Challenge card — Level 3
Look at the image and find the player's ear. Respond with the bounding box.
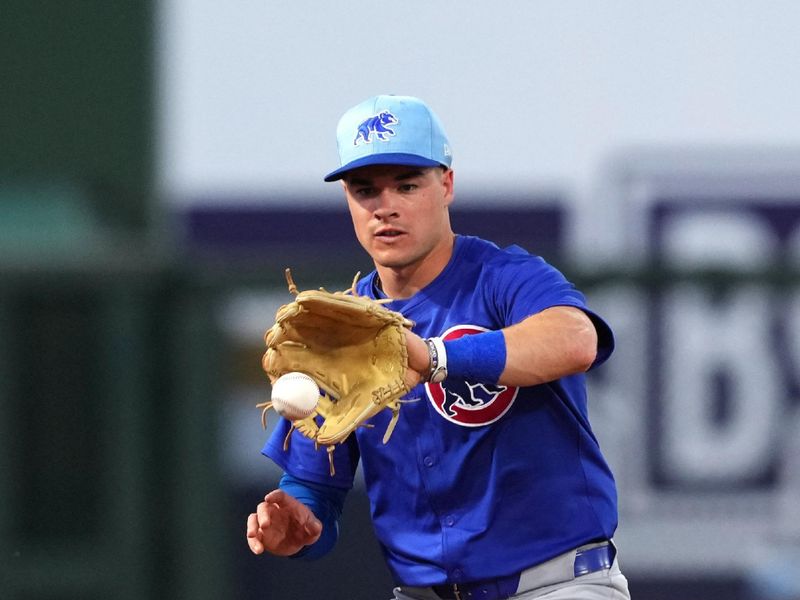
[440,168,455,206]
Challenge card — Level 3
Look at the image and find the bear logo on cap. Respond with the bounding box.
[354,111,398,145]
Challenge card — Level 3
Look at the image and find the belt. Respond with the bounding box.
[431,542,615,600]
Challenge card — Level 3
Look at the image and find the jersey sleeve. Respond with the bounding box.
[582,309,615,369]
[262,418,360,489]
[489,251,615,368]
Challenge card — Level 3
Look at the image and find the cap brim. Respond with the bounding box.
[324,153,444,182]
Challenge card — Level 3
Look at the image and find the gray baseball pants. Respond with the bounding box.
[392,544,630,600]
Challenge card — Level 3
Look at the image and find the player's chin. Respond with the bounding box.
[371,250,415,270]
[369,243,412,265]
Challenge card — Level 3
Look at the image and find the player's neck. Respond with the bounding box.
[375,233,455,299]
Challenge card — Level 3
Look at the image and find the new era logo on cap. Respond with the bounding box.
[324,95,452,182]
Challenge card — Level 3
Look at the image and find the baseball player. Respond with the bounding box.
[246,95,631,600]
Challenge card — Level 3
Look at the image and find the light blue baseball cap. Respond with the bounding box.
[324,95,452,182]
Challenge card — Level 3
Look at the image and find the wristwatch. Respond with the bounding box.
[424,337,448,383]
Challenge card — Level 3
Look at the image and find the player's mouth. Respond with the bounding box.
[374,227,406,241]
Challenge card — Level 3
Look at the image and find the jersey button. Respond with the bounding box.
[423,455,435,467]
[451,568,463,581]
[444,515,455,527]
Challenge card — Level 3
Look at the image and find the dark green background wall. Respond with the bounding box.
[0,4,231,599]
[1,0,154,234]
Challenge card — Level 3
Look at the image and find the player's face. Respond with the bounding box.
[342,165,455,273]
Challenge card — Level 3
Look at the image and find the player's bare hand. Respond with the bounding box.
[403,328,428,388]
[246,489,322,556]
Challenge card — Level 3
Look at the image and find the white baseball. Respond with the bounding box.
[271,372,319,420]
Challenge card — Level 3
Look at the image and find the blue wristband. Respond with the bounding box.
[443,329,507,385]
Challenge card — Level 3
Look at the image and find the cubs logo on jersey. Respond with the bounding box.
[426,325,519,426]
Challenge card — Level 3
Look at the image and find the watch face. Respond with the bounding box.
[431,368,448,383]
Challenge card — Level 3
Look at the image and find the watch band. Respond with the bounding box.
[425,337,448,383]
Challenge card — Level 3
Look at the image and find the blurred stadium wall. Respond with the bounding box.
[1,2,225,599]
[3,2,800,600]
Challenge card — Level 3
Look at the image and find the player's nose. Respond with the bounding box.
[372,189,400,219]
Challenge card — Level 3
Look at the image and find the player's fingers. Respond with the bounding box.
[265,489,307,521]
[263,488,319,543]
[271,491,318,529]
[265,501,296,537]
[303,513,323,542]
[256,501,273,530]
[264,489,289,505]
[246,512,260,537]
[246,513,264,554]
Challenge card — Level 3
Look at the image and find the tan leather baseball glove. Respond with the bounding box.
[258,269,415,475]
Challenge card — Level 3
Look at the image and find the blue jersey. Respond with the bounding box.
[263,235,618,586]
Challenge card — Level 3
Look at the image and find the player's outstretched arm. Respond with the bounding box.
[405,306,599,388]
[246,489,322,556]
[500,306,598,386]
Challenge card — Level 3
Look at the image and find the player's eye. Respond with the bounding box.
[398,183,417,192]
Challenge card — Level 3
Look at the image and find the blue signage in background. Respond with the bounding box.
[648,199,800,492]
[592,163,800,598]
